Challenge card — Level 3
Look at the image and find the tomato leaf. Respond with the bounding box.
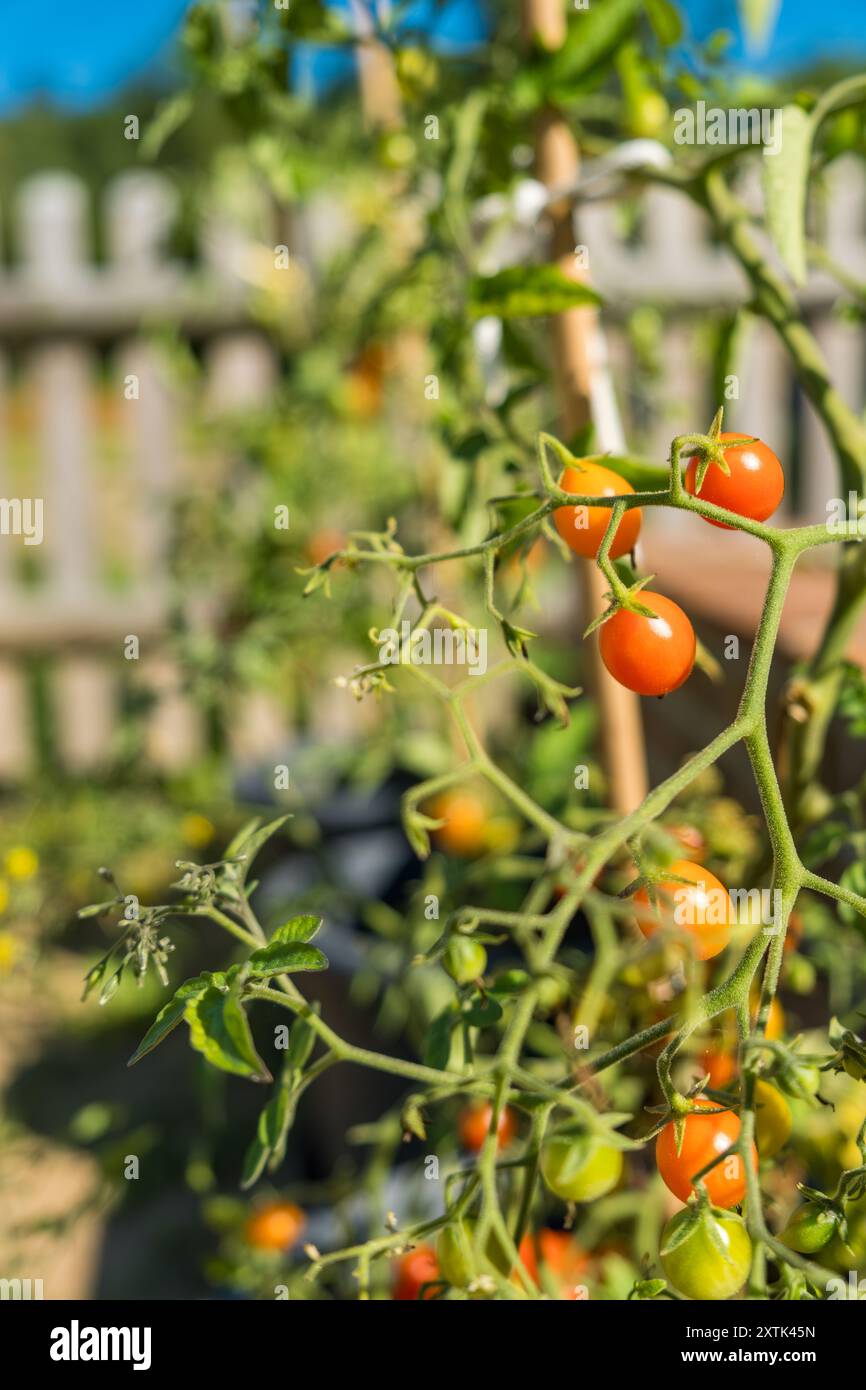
[241,1078,297,1189]
[127,974,211,1067]
[270,914,321,944]
[248,941,328,976]
[224,815,290,882]
[468,267,602,321]
[185,986,272,1082]
[424,1006,455,1070]
[762,104,812,286]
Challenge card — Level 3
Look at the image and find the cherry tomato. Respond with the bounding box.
[780,1203,840,1254]
[458,1102,517,1154]
[554,462,642,560]
[685,432,784,527]
[519,1228,589,1297]
[243,1200,305,1252]
[750,989,785,1040]
[443,936,487,986]
[305,528,346,567]
[667,823,706,861]
[437,1219,510,1289]
[429,791,488,857]
[660,1204,751,1301]
[540,1134,623,1203]
[754,1080,792,1157]
[701,1045,737,1089]
[599,593,695,697]
[656,1097,756,1208]
[634,860,733,961]
[393,1245,440,1300]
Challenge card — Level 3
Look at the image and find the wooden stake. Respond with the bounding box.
[524,0,648,815]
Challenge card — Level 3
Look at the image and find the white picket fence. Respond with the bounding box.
[0,159,863,778]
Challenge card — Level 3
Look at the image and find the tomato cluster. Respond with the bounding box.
[555,433,784,698]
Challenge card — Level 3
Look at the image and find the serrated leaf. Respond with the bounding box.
[468,266,602,321]
[127,973,212,1067]
[270,915,321,944]
[424,1006,455,1070]
[248,941,328,976]
[185,987,272,1082]
[763,104,812,286]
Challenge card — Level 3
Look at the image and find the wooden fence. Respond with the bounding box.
[0,159,864,779]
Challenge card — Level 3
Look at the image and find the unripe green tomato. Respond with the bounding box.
[437,1219,510,1289]
[443,937,487,986]
[780,1204,840,1254]
[784,954,816,995]
[535,974,569,1016]
[626,90,669,140]
[660,1206,751,1301]
[541,1134,623,1203]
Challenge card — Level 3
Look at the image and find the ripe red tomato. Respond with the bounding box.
[634,860,733,961]
[243,1200,305,1251]
[656,1097,756,1208]
[598,593,695,696]
[554,462,642,560]
[519,1228,589,1297]
[428,791,488,857]
[458,1102,517,1154]
[685,432,784,527]
[393,1245,440,1300]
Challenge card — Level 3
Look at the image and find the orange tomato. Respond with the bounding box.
[244,1200,305,1252]
[458,1102,517,1154]
[554,462,642,560]
[634,860,733,961]
[518,1228,589,1297]
[599,593,696,697]
[701,1046,737,1089]
[393,1245,440,1300]
[657,1097,756,1208]
[306,528,346,566]
[428,791,488,857]
[685,433,784,528]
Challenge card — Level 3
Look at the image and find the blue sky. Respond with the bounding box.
[1,0,865,115]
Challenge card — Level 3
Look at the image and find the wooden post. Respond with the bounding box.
[523,0,648,815]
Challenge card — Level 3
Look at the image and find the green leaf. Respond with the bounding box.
[127,974,211,1067]
[424,1006,455,1070]
[185,987,272,1082]
[645,0,683,45]
[140,91,193,161]
[224,815,290,882]
[241,1081,297,1189]
[286,1010,319,1069]
[801,820,849,868]
[468,267,602,321]
[763,104,812,286]
[542,0,641,86]
[248,941,328,976]
[463,996,503,1027]
[838,862,866,925]
[270,915,321,944]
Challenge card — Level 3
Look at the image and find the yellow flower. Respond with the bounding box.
[5,846,38,880]
[0,931,17,971]
[181,814,215,849]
